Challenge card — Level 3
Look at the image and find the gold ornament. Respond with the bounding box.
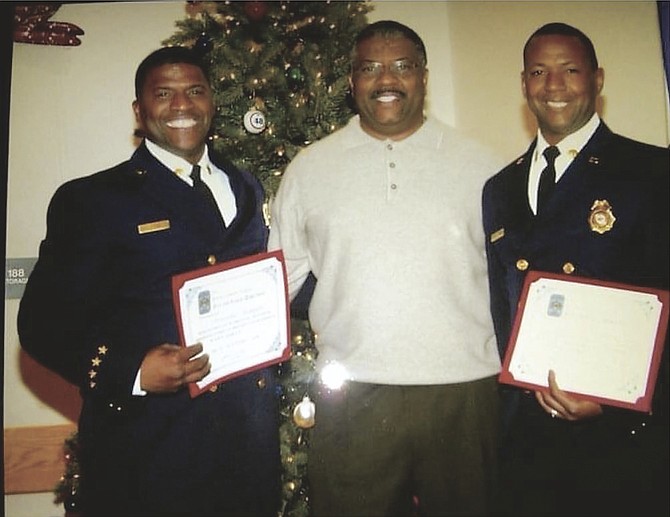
[293,395,316,428]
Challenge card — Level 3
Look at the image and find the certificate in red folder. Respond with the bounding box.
[499,271,669,412]
[172,250,291,397]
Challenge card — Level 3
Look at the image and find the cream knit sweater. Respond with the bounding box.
[269,116,503,385]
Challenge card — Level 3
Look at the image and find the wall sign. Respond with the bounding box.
[5,258,37,299]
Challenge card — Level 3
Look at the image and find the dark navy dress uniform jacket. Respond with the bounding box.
[18,142,280,516]
[482,122,669,514]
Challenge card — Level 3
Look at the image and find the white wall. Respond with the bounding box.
[5,1,667,515]
[5,3,187,516]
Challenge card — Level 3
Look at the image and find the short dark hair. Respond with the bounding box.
[353,20,427,66]
[524,22,599,70]
[134,46,210,98]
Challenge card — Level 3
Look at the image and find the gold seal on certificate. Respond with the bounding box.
[588,199,616,234]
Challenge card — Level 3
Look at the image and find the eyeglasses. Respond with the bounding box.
[353,59,423,78]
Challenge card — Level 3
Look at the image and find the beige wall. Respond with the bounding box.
[5,1,667,515]
[445,0,669,154]
[371,0,669,154]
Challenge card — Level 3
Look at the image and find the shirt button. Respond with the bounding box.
[389,162,396,168]
[562,262,575,274]
[386,144,393,151]
[257,377,267,389]
[207,255,216,265]
[390,184,398,190]
[516,259,529,271]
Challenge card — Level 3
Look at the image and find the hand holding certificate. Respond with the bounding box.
[172,251,291,397]
[499,271,669,412]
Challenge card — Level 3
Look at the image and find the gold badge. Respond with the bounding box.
[262,200,272,228]
[588,200,615,234]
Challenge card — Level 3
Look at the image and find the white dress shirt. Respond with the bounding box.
[528,113,601,214]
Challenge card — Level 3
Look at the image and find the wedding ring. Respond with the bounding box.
[550,409,558,418]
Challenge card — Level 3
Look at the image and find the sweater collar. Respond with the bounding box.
[346,114,440,149]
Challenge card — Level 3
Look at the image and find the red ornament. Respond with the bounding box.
[13,3,84,46]
[186,1,205,17]
[244,1,268,22]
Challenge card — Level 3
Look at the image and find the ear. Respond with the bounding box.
[595,67,604,94]
[348,75,354,94]
[520,70,528,100]
[132,99,141,122]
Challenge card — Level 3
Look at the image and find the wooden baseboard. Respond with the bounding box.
[4,423,77,494]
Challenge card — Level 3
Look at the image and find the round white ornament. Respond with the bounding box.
[243,110,267,134]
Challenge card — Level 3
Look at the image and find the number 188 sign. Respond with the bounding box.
[5,257,37,299]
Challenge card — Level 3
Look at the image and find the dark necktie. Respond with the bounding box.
[190,164,221,215]
[537,146,560,215]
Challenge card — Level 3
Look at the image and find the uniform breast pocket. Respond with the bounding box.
[489,226,526,267]
[113,218,195,294]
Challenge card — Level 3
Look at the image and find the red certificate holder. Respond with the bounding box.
[499,271,669,413]
[172,250,291,398]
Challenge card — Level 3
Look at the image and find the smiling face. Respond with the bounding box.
[350,34,427,141]
[522,34,604,145]
[132,62,215,164]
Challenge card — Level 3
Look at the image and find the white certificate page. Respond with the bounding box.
[177,254,288,390]
[504,275,665,408]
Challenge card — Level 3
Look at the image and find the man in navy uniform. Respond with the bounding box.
[18,46,279,516]
[483,23,669,516]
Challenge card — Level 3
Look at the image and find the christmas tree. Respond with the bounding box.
[56,2,371,516]
[165,0,371,196]
[163,2,371,514]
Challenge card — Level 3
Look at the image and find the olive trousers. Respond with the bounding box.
[308,376,500,517]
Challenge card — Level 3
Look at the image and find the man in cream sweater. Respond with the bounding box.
[270,20,503,516]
